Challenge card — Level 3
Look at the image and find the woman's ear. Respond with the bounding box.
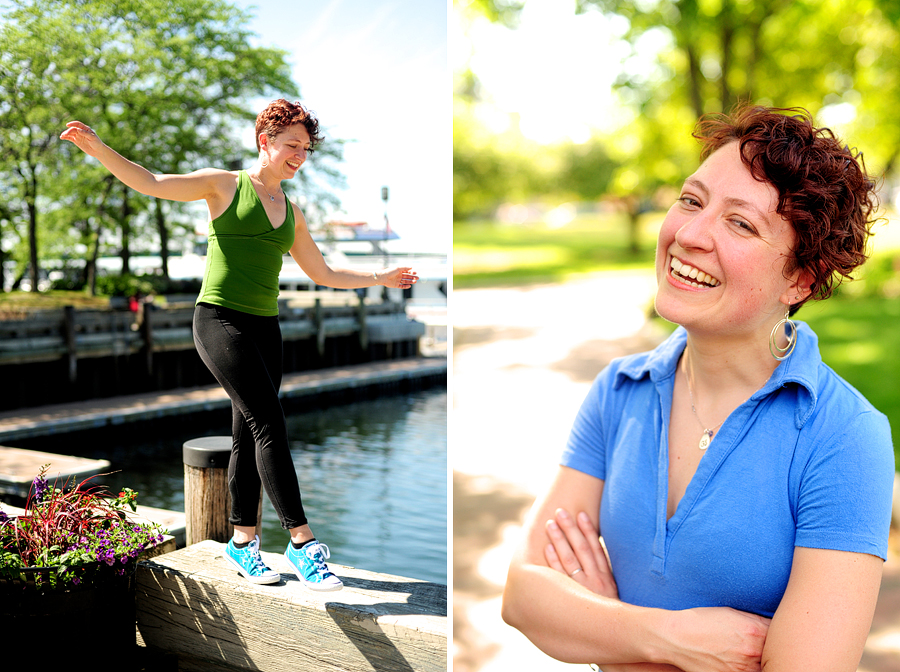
[783,267,816,305]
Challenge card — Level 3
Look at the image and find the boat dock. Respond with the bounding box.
[136,540,446,671]
[0,357,446,443]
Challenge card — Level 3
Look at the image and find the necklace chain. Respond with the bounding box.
[251,172,280,202]
[684,360,728,450]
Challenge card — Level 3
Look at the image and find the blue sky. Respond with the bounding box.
[233,0,449,253]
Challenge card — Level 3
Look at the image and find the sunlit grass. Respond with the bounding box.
[799,294,900,468]
[453,211,661,287]
[0,290,109,311]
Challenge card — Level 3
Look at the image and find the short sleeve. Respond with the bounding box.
[560,366,615,480]
[794,409,895,560]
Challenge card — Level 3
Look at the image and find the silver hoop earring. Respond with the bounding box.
[769,308,797,361]
[260,156,269,169]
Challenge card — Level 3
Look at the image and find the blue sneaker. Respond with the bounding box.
[284,540,343,591]
[225,535,280,585]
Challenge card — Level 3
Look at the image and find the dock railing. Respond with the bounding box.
[0,291,423,370]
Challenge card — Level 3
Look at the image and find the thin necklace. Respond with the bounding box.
[684,360,728,450]
[251,172,280,202]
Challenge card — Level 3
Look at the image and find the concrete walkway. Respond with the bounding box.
[0,357,447,443]
[452,271,900,672]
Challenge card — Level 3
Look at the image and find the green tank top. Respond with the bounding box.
[196,171,295,316]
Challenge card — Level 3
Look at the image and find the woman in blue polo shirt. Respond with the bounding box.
[502,105,894,671]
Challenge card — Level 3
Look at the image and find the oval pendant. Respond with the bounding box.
[698,432,711,450]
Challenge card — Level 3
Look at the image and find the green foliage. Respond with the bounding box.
[0,0,346,291]
[0,465,165,590]
[87,273,200,297]
[454,0,900,243]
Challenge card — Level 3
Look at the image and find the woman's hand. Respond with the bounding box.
[663,607,770,672]
[376,267,418,290]
[60,121,105,158]
[544,508,618,599]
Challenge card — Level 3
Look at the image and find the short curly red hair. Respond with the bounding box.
[255,98,322,153]
[693,104,879,314]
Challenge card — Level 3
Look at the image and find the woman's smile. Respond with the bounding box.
[669,256,722,288]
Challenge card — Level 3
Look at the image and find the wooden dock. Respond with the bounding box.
[137,540,447,671]
[0,445,111,498]
[0,357,447,443]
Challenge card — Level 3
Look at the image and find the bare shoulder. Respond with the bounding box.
[195,167,239,193]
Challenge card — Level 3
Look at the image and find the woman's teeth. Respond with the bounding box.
[670,257,721,288]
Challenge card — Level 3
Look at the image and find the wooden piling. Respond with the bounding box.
[183,436,263,546]
[183,436,232,545]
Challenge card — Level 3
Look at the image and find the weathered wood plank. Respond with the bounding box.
[136,540,446,672]
[0,445,111,498]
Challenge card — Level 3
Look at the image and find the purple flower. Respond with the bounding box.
[32,475,49,503]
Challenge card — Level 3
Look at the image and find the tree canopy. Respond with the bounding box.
[454,0,900,249]
[0,0,345,292]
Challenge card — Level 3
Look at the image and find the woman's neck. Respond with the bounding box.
[249,165,282,195]
[681,329,780,402]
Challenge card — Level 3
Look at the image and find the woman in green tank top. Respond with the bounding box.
[62,99,418,589]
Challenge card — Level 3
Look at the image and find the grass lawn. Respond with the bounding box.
[800,293,900,469]
[454,212,660,287]
[0,290,110,313]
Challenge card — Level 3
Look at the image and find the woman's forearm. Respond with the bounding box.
[504,560,769,670]
[502,560,673,666]
[307,265,382,290]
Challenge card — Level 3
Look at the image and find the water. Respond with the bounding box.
[31,389,447,585]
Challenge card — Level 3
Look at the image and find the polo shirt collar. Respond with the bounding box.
[615,322,821,428]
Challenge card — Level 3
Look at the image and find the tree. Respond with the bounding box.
[568,0,897,250]
[0,0,347,292]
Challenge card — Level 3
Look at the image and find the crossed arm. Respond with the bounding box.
[501,466,883,672]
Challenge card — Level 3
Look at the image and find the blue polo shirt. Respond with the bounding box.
[561,323,894,618]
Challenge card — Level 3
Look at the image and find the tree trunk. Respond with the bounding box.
[28,176,39,293]
[625,197,641,255]
[155,198,170,279]
[720,0,734,111]
[685,44,704,119]
[120,183,131,276]
[86,228,101,296]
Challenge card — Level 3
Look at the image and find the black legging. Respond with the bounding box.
[193,302,308,529]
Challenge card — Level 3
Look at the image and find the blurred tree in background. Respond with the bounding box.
[454,0,900,253]
[0,0,345,294]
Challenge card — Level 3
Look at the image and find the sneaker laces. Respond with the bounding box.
[304,542,331,571]
[246,539,269,573]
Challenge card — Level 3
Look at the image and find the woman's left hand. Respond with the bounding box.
[545,508,619,599]
[377,267,418,289]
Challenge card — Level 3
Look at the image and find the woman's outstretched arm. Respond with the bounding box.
[288,202,418,290]
[502,466,770,671]
[60,121,234,207]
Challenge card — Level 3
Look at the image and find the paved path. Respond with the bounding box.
[452,271,900,672]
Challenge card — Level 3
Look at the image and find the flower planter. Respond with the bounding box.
[0,468,163,652]
[0,562,137,651]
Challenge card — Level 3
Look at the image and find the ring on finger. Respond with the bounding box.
[570,568,583,577]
